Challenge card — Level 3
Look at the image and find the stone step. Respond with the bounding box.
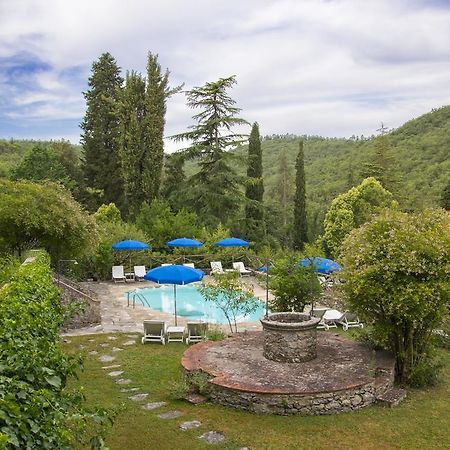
[376,388,407,407]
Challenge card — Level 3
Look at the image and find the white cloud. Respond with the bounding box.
[1,0,450,146]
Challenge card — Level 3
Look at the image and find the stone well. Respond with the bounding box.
[260,312,321,363]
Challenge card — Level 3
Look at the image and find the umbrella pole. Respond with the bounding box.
[173,284,177,326]
[265,257,269,318]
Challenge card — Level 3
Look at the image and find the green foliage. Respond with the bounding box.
[441,178,450,210]
[269,254,321,312]
[79,219,149,280]
[81,52,124,210]
[0,255,20,287]
[340,208,450,385]
[205,325,227,341]
[94,203,122,224]
[199,272,258,333]
[172,75,248,226]
[244,122,265,243]
[293,141,307,250]
[0,254,111,448]
[136,200,200,248]
[322,177,396,258]
[0,180,97,261]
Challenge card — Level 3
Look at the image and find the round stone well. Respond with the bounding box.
[182,332,395,416]
[260,312,320,363]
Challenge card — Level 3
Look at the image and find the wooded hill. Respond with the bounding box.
[1,104,449,239]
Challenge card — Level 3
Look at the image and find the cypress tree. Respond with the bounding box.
[441,179,450,210]
[142,53,181,203]
[81,52,123,209]
[117,71,146,217]
[293,141,307,250]
[244,122,265,242]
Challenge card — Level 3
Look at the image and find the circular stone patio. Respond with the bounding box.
[182,332,395,415]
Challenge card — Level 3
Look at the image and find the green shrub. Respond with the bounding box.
[0,253,111,448]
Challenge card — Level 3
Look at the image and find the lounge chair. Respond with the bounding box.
[186,322,208,344]
[183,263,195,269]
[322,309,343,329]
[311,308,329,330]
[210,261,225,275]
[141,320,166,345]
[336,312,364,330]
[232,261,252,276]
[112,265,126,283]
[134,265,146,281]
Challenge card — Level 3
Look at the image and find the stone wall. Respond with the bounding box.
[206,377,392,416]
[59,278,101,331]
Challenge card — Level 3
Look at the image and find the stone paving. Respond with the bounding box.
[62,276,272,336]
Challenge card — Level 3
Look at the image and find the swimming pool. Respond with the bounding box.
[128,284,266,324]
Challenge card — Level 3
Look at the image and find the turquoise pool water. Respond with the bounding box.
[128,284,266,324]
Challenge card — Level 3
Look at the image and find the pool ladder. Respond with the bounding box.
[127,290,151,309]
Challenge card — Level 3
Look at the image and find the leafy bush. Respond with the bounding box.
[269,254,321,312]
[341,208,450,385]
[0,253,111,448]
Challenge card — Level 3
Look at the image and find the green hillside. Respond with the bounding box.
[1,106,448,240]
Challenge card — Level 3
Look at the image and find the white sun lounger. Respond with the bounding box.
[112,265,126,283]
[134,265,146,281]
[141,320,166,345]
[232,262,252,276]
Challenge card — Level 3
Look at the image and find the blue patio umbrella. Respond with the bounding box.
[112,240,150,251]
[299,257,342,275]
[112,240,150,272]
[215,237,250,247]
[144,264,204,325]
[166,237,204,248]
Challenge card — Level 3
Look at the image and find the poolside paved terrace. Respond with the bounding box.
[62,275,274,336]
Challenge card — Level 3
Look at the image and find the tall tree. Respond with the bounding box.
[118,54,181,217]
[244,122,265,242]
[81,53,123,209]
[361,123,400,195]
[293,140,307,250]
[142,53,181,203]
[172,76,248,226]
[276,148,293,228]
[441,179,450,210]
[118,71,146,217]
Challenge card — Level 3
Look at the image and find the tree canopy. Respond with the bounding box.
[0,180,97,261]
[340,208,450,385]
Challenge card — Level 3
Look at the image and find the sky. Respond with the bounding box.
[1,0,450,152]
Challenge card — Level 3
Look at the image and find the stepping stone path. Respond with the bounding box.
[121,387,140,393]
[199,431,226,445]
[102,364,121,370]
[142,402,167,410]
[89,350,99,355]
[122,340,136,346]
[107,336,117,340]
[116,378,132,385]
[99,355,115,363]
[157,411,183,419]
[112,347,123,352]
[63,338,71,343]
[179,420,201,431]
[79,344,86,349]
[88,339,95,342]
[186,393,207,405]
[99,343,110,348]
[108,371,124,377]
[128,393,148,401]
[126,334,138,338]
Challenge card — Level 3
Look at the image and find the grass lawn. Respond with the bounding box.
[64,333,450,450]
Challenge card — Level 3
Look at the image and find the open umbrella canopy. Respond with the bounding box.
[166,237,204,248]
[112,240,150,251]
[215,237,250,247]
[299,257,342,274]
[144,264,204,285]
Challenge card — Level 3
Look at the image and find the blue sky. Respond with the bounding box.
[1,0,450,151]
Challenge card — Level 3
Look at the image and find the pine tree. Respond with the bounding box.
[293,141,307,250]
[361,123,400,195]
[244,122,265,242]
[172,76,248,226]
[81,53,123,209]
